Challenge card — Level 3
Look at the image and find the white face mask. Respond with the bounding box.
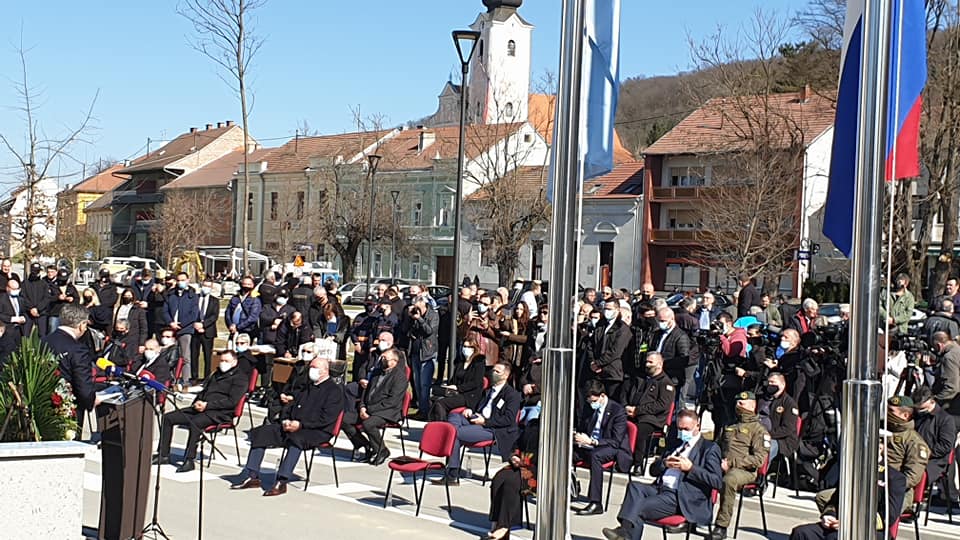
[378,342,391,352]
[308,367,321,382]
[161,337,175,347]
[603,309,617,321]
[301,352,316,362]
[144,350,159,362]
[477,304,489,314]
[218,361,232,373]
[658,321,669,331]
[276,297,288,306]
[780,339,790,350]
[462,347,475,358]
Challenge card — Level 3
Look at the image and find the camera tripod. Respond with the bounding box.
[894,354,925,397]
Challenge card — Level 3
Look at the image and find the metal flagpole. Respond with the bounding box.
[838,0,893,538]
[536,0,585,538]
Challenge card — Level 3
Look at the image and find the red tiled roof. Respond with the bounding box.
[67,164,128,193]
[645,90,836,155]
[161,149,272,190]
[377,123,524,171]
[119,125,242,173]
[528,93,634,163]
[262,130,395,174]
[583,161,644,198]
[465,165,548,201]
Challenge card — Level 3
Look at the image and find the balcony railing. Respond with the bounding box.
[651,186,704,200]
[112,191,163,205]
[649,229,709,242]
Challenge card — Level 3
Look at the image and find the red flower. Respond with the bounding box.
[51,393,63,407]
[53,369,61,378]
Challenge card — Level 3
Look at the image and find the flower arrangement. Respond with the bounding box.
[0,332,79,442]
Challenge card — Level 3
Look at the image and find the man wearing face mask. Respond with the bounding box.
[651,307,694,407]
[48,268,79,334]
[602,410,723,540]
[22,262,51,337]
[883,273,915,335]
[156,350,248,473]
[226,275,262,341]
[91,268,119,308]
[192,279,221,379]
[276,311,314,358]
[156,328,181,381]
[912,386,957,490]
[884,395,930,511]
[131,338,170,387]
[0,279,28,341]
[349,295,381,382]
[757,373,799,465]
[573,380,632,515]
[232,356,345,496]
[710,392,770,540]
[588,300,632,401]
[769,328,808,410]
[620,352,676,472]
[163,272,200,383]
[42,304,100,436]
[341,348,408,465]
[233,333,256,377]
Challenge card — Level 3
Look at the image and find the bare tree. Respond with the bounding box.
[0,42,97,262]
[179,0,266,274]
[150,190,224,268]
[45,226,99,273]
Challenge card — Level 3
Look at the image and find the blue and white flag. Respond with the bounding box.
[581,0,621,181]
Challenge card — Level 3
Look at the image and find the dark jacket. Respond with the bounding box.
[276,321,314,357]
[361,363,409,422]
[737,283,761,318]
[131,353,171,387]
[518,358,542,407]
[592,318,632,382]
[113,304,149,347]
[759,392,800,457]
[163,289,200,336]
[622,371,676,427]
[49,283,80,317]
[194,365,248,422]
[915,404,958,477]
[449,357,487,406]
[226,293,262,336]
[577,398,632,472]
[925,313,960,345]
[407,306,439,359]
[259,303,295,347]
[675,310,701,364]
[649,437,724,526]
[474,383,523,459]
[42,328,96,412]
[22,274,53,317]
[195,292,221,336]
[651,326,694,378]
[91,280,119,308]
[251,377,345,450]
[934,341,960,415]
[0,292,28,340]
[104,331,139,368]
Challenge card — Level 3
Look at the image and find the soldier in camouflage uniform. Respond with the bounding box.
[710,391,771,540]
[885,395,929,512]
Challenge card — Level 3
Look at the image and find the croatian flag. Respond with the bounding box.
[822,0,927,257]
[581,0,621,181]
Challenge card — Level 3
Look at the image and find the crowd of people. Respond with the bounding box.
[10,257,960,539]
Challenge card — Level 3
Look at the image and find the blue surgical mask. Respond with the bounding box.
[177,281,188,290]
[679,430,694,443]
[235,345,249,353]
[590,400,602,410]
[658,321,669,331]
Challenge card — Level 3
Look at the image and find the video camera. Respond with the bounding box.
[890,332,932,355]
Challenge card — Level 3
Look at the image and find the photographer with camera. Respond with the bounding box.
[932,331,960,426]
[406,297,439,416]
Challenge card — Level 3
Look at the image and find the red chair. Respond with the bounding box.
[641,401,676,474]
[243,370,259,429]
[458,409,524,486]
[279,410,345,489]
[771,416,803,498]
[198,392,247,467]
[646,490,718,539]
[733,455,771,537]
[899,471,927,540]
[924,448,955,525]
[157,358,185,408]
[573,421,640,511]
[383,421,457,517]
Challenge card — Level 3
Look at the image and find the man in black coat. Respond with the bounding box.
[758,372,800,463]
[90,268,119,308]
[231,356,345,496]
[651,308,694,404]
[435,362,522,486]
[48,268,79,334]
[155,350,248,472]
[737,275,761,319]
[342,347,408,465]
[22,262,52,337]
[41,304,98,435]
[276,311,314,358]
[0,279,29,341]
[105,319,139,368]
[621,352,676,468]
[590,300,632,400]
[913,386,958,485]
[574,380,633,516]
[603,409,723,540]
[191,280,221,379]
[131,338,171,388]
[130,269,163,337]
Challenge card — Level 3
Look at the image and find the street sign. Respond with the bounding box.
[293,255,304,267]
[797,250,811,261]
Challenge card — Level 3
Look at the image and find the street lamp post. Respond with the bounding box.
[449,29,480,381]
[364,154,382,297]
[390,189,400,279]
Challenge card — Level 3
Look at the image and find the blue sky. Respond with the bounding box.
[0,0,801,189]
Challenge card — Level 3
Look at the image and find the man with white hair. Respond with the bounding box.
[787,298,818,336]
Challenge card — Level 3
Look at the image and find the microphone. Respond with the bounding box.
[96,357,168,393]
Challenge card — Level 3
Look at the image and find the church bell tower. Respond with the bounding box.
[467,0,534,125]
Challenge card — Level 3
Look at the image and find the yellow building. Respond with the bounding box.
[56,165,128,237]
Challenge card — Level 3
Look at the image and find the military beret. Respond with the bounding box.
[888,395,914,408]
[736,391,756,400]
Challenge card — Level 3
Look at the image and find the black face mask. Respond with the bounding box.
[57,279,68,286]
[765,384,779,397]
[121,297,133,305]
[748,336,764,346]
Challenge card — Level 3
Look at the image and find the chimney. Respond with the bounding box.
[216,122,224,128]
[205,123,213,130]
[225,120,234,127]
[799,84,811,103]
[189,127,198,134]
[418,131,436,152]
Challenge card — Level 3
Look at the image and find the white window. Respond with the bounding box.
[669,166,705,187]
[373,251,382,277]
[504,102,514,117]
[412,201,423,226]
[411,255,421,280]
[436,194,452,227]
[507,40,516,57]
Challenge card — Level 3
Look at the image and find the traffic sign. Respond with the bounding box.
[294,255,304,267]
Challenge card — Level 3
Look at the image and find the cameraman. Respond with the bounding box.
[932,331,960,425]
[406,297,439,415]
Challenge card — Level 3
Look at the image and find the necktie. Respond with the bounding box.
[12,297,19,317]
[673,441,690,457]
[200,297,206,317]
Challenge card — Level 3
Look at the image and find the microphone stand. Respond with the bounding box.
[141,383,181,540]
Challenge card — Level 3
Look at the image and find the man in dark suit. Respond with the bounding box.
[342,347,409,465]
[105,318,139,368]
[276,311,314,358]
[590,300,633,400]
[22,262,52,337]
[230,356,345,496]
[435,362,522,486]
[913,386,958,485]
[191,279,220,379]
[90,268,119,308]
[131,338,171,387]
[651,308,694,405]
[602,409,723,540]
[758,372,800,464]
[163,272,200,383]
[621,352,676,469]
[41,304,99,435]
[155,350,247,473]
[0,279,29,341]
[737,275,761,318]
[574,380,633,515]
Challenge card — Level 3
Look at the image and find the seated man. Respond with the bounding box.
[885,395,930,511]
[231,356,345,496]
[341,347,408,465]
[434,362,522,486]
[792,460,905,540]
[276,311,314,358]
[106,319,139,368]
[757,372,799,464]
[913,386,958,487]
[130,338,170,387]
[602,409,723,540]
[574,380,632,516]
[155,350,248,472]
[233,332,256,378]
[157,328,182,383]
[710,392,770,540]
[620,352,675,472]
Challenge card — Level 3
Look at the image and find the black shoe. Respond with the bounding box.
[575,502,603,516]
[665,524,689,534]
[176,460,196,473]
[152,455,170,466]
[371,447,390,466]
[630,464,645,476]
[430,475,460,486]
[601,527,627,540]
[708,526,727,540]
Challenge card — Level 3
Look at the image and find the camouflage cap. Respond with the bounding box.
[736,391,756,400]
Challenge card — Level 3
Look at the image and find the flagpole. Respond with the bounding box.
[838,0,893,537]
[536,0,585,538]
